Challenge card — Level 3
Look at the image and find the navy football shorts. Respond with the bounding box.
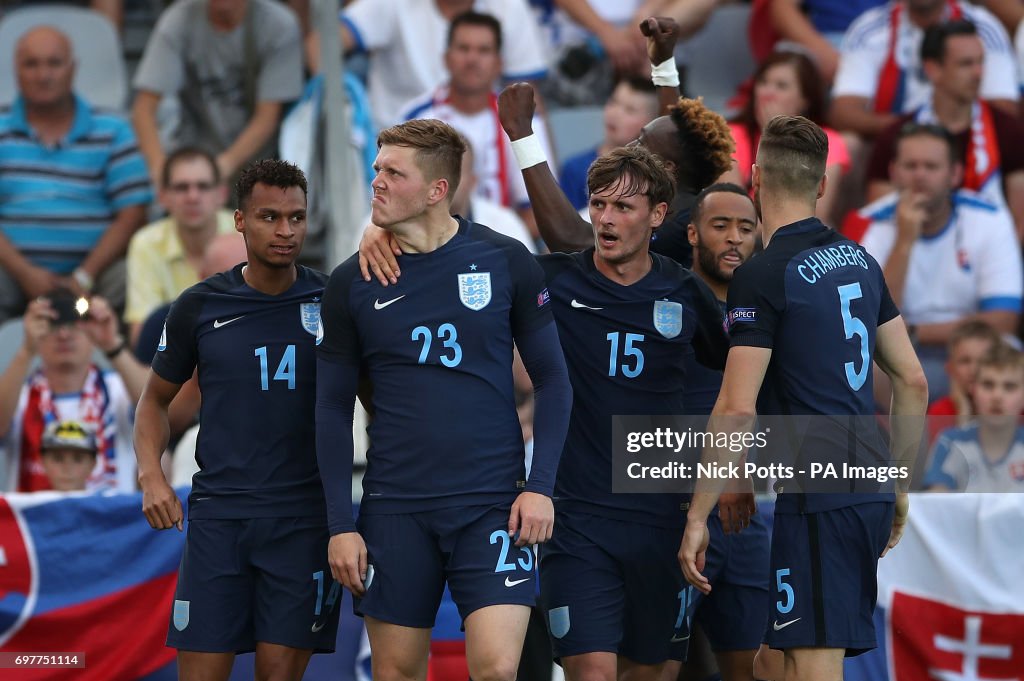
[765,502,894,656]
[355,504,536,628]
[689,511,771,652]
[540,510,688,665]
[167,516,340,653]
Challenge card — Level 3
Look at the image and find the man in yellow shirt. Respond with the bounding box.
[125,147,238,346]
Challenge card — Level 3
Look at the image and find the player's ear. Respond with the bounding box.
[751,164,761,195]
[687,222,698,247]
[233,209,245,234]
[817,172,827,200]
[650,201,668,229]
[427,178,450,206]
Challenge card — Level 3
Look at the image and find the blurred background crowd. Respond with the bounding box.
[0,3,1022,681]
[0,0,1022,499]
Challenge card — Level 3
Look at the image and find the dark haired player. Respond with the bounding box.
[668,183,773,681]
[680,116,928,681]
[135,159,338,681]
[535,146,728,681]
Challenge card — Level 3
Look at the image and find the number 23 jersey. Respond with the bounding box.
[318,218,554,513]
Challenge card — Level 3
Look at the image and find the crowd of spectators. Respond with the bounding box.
[2,0,1024,497]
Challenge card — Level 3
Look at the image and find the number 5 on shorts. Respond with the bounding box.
[775,568,795,614]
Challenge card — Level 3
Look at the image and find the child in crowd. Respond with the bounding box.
[924,343,1024,492]
[39,420,99,492]
[928,320,1002,422]
[924,320,1001,445]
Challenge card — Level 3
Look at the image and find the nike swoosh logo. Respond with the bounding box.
[773,618,801,631]
[504,577,530,588]
[212,316,245,328]
[311,620,327,633]
[670,634,690,642]
[570,299,603,310]
[374,295,406,310]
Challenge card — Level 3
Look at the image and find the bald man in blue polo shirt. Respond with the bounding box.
[0,26,152,323]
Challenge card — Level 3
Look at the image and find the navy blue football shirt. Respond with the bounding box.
[726,218,899,512]
[682,298,728,416]
[540,249,728,527]
[649,205,693,268]
[316,217,569,534]
[151,264,328,519]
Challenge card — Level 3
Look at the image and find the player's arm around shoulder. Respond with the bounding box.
[357,223,403,287]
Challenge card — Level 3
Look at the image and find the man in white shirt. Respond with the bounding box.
[830,0,1017,139]
[449,140,536,253]
[399,11,554,240]
[313,0,547,130]
[854,123,1022,397]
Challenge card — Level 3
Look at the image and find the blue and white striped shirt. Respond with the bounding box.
[0,95,152,273]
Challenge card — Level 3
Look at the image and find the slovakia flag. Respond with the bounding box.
[0,490,186,680]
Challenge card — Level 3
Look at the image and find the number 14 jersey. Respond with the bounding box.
[151,264,328,520]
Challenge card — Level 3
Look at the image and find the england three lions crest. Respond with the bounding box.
[458,272,492,311]
[300,302,323,344]
[653,300,683,338]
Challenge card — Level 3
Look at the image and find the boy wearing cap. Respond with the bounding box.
[39,420,99,492]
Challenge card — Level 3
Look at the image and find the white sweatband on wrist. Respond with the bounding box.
[510,134,547,170]
[651,57,680,88]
